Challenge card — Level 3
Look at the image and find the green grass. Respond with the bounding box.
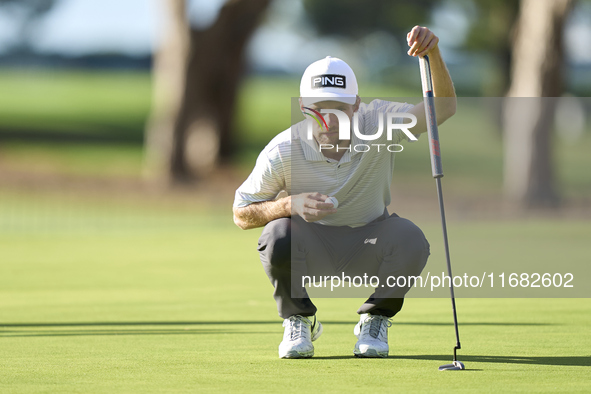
[1,201,590,392]
[0,142,144,178]
[0,70,151,138]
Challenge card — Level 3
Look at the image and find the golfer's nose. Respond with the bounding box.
[325,113,338,127]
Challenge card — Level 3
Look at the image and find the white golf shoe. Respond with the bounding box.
[354,313,392,358]
[278,315,323,359]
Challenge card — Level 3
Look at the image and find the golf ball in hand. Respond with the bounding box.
[325,196,339,209]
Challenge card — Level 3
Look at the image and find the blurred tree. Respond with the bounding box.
[0,0,57,51]
[302,0,437,41]
[503,0,574,208]
[302,0,520,95]
[145,0,270,184]
[462,0,520,96]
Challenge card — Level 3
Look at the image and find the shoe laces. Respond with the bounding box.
[284,315,311,341]
[363,315,392,339]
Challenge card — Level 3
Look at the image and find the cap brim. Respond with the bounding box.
[301,94,357,106]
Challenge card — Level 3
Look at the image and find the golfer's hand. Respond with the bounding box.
[407,26,439,57]
[291,192,337,222]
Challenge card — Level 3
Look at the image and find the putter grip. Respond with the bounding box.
[419,56,444,178]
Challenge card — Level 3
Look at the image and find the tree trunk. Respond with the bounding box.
[503,0,573,208]
[145,0,270,184]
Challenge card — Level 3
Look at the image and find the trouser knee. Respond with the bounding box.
[258,218,291,270]
[393,218,429,254]
[381,218,430,274]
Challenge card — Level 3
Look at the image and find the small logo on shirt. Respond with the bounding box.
[364,238,377,245]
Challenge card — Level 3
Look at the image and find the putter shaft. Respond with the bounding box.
[436,177,461,360]
[419,55,462,364]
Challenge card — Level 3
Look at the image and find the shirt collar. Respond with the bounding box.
[297,123,325,161]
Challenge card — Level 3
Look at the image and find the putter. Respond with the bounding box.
[418,55,465,371]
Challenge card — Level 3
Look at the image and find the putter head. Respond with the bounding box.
[438,361,465,371]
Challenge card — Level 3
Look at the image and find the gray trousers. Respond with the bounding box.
[258,211,430,319]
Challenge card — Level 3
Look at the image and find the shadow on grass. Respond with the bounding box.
[0,329,274,338]
[0,321,557,340]
[307,355,484,370]
[394,354,591,367]
[1,323,281,338]
[1,321,553,327]
[306,354,590,367]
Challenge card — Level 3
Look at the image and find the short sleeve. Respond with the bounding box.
[233,149,285,208]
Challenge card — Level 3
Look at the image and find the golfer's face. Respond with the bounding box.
[306,101,356,146]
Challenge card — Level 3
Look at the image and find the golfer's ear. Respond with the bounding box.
[353,95,361,112]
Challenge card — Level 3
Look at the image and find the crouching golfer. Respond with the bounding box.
[233,26,456,358]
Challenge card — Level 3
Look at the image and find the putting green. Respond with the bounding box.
[1,212,589,392]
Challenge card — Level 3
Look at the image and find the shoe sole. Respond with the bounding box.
[354,349,388,358]
[280,350,314,359]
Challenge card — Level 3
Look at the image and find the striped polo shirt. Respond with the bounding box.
[233,99,416,227]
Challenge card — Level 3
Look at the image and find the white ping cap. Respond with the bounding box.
[300,56,358,106]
